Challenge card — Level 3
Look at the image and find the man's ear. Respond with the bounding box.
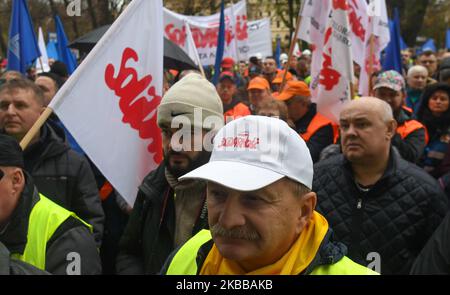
[296,192,317,234]
[11,168,25,197]
[386,119,398,140]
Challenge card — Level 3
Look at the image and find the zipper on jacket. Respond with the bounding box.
[356,198,362,209]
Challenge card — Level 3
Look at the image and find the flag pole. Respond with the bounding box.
[349,82,355,100]
[37,56,45,72]
[368,34,375,95]
[20,107,54,150]
[279,14,302,93]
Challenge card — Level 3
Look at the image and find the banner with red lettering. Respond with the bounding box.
[164,0,248,65]
[49,0,163,206]
[309,0,354,123]
[358,0,390,96]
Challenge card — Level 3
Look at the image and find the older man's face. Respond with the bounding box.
[0,167,22,224]
[207,178,313,271]
[339,103,392,164]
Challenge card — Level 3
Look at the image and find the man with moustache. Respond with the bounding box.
[161,116,376,275]
[116,73,224,274]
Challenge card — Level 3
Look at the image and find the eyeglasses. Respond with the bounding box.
[0,169,4,181]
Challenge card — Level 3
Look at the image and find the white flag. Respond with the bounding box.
[347,0,368,67]
[297,0,331,87]
[247,18,272,58]
[358,0,390,96]
[184,20,200,66]
[36,27,50,73]
[310,0,354,123]
[49,0,163,206]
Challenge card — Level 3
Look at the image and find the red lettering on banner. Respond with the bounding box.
[348,0,366,42]
[236,15,248,41]
[165,23,186,47]
[165,21,238,50]
[332,0,348,10]
[319,28,341,90]
[320,54,341,90]
[104,47,162,162]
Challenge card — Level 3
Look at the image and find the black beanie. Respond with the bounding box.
[0,134,24,168]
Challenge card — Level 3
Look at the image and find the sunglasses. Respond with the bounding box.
[0,169,4,181]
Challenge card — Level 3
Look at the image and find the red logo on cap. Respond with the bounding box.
[218,132,260,149]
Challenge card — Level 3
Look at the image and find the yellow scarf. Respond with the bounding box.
[199,211,329,275]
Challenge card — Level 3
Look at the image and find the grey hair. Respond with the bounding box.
[407,65,428,77]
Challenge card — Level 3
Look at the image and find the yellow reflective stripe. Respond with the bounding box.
[310,256,379,275]
[166,229,212,275]
[11,194,92,270]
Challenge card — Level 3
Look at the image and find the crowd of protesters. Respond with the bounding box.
[1,45,450,275]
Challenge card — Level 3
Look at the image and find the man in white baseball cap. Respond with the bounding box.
[161,116,376,275]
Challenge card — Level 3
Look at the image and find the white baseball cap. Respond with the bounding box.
[179,115,313,191]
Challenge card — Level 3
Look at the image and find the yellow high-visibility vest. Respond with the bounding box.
[165,230,378,275]
[11,194,92,270]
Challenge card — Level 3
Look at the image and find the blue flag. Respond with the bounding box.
[400,35,408,50]
[46,39,59,60]
[54,14,77,74]
[212,0,225,85]
[275,36,281,69]
[446,29,450,49]
[421,39,436,53]
[381,8,402,74]
[7,0,41,73]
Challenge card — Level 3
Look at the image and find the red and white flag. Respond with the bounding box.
[347,0,368,67]
[358,0,390,96]
[309,0,354,123]
[297,0,331,79]
[49,0,163,206]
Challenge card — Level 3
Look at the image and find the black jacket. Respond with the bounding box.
[410,211,450,274]
[313,150,448,274]
[0,242,49,275]
[294,103,334,163]
[392,108,426,163]
[116,163,208,274]
[160,229,348,274]
[0,174,101,275]
[19,122,104,246]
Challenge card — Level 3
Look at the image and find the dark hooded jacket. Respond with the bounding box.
[0,173,101,274]
[116,163,208,274]
[18,122,104,246]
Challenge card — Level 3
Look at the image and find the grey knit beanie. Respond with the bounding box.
[157,73,224,131]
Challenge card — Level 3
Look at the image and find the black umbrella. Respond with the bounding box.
[68,25,198,71]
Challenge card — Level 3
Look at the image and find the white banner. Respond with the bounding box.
[358,0,390,96]
[309,0,354,123]
[163,0,249,65]
[247,18,272,59]
[50,0,163,206]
